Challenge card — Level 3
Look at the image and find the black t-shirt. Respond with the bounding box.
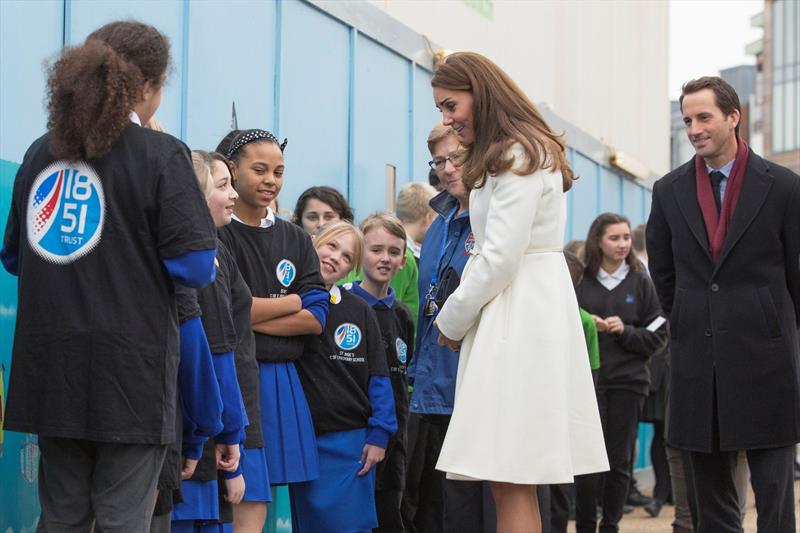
[176,284,202,324]
[296,288,389,435]
[3,125,216,443]
[197,238,238,354]
[158,285,203,493]
[370,298,414,491]
[195,238,263,450]
[227,241,262,449]
[218,218,325,362]
[372,301,414,434]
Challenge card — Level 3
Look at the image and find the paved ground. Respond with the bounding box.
[567,481,800,532]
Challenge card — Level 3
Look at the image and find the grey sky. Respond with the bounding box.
[669,0,763,100]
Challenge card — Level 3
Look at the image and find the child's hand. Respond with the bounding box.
[604,315,625,335]
[224,474,246,504]
[216,443,241,472]
[357,444,386,476]
[591,314,608,333]
[180,457,199,480]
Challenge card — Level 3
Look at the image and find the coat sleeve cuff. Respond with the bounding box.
[182,440,205,460]
[366,427,391,449]
[434,309,470,342]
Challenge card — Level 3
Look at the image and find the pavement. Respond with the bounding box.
[566,481,800,532]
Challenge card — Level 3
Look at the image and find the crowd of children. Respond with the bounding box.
[1,19,675,533]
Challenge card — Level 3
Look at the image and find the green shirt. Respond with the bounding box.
[341,247,419,327]
[580,307,600,370]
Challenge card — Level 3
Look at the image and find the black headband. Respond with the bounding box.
[226,129,288,159]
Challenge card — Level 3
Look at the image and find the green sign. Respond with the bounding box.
[463,0,494,20]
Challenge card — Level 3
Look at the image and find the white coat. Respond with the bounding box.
[435,145,609,484]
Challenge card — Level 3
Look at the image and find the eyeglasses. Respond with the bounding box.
[428,149,466,170]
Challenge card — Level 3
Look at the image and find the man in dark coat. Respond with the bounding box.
[647,76,800,533]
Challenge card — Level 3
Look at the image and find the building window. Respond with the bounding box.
[771,0,800,153]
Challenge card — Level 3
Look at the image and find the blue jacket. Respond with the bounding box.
[408,191,472,415]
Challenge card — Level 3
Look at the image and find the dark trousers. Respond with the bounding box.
[376,424,407,532]
[401,413,496,533]
[574,389,645,533]
[37,437,167,533]
[537,485,552,533]
[665,445,696,532]
[549,484,572,533]
[375,489,404,533]
[650,420,671,504]
[690,444,795,532]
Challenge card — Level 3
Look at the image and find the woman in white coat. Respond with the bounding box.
[432,52,609,533]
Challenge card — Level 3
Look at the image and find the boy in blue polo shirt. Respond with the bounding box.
[346,213,415,533]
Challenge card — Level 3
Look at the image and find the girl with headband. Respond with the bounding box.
[217,129,329,529]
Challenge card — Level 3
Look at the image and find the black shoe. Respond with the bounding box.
[622,504,635,514]
[626,491,653,507]
[644,500,663,517]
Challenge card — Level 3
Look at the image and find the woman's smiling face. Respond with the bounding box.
[434,86,475,145]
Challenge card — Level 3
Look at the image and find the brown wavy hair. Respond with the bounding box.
[47,21,169,160]
[292,186,354,226]
[431,52,574,192]
[583,212,643,279]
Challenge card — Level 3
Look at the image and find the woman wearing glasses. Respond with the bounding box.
[431,53,608,533]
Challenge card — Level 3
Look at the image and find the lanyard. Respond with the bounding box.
[429,205,459,289]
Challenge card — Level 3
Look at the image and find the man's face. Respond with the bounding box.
[681,88,739,164]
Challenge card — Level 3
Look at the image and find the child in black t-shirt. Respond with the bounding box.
[216,130,329,498]
[346,213,415,533]
[291,221,397,532]
[172,151,254,533]
[0,21,218,531]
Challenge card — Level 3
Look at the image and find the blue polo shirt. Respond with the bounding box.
[408,191,473,415]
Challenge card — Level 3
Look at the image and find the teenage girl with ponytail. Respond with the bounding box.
[0,20,217,531]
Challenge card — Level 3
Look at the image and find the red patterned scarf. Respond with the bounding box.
[695,139,749,263]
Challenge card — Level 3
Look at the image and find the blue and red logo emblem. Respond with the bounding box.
[26,161,105,264]
[276,259,296,287]
[395,338,408,364]
[335,323,362,351]
[463,232,475,255]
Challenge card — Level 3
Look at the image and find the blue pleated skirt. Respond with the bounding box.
[241,446,272,502]
[172,480,218,522]
[259,360,319,484]
[289,428,377,533]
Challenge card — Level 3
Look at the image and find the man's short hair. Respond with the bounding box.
[396,182,436,224]
[427,122,459,155]
[679,76,741,135]
[632,224,646,254]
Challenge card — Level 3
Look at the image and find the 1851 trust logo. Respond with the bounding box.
[276,259,296,287]
[26,161,105,264]
[335,323,362,351]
